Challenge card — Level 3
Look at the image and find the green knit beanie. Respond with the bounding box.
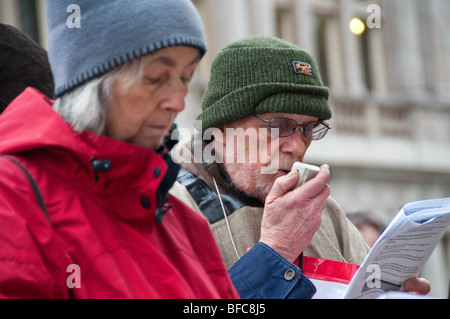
[197,36,331,132]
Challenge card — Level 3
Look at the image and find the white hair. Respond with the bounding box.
[52,56,146,134]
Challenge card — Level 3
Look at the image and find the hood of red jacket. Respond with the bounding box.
[0,88,78,154]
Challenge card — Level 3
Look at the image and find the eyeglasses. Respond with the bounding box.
[253,115,331,140]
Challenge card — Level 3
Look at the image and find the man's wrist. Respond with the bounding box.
[258,238,299,263]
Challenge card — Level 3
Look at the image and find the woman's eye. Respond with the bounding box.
[181,73,194,84]
[145,77,160,84]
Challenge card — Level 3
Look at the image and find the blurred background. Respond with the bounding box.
[1,0,449,298]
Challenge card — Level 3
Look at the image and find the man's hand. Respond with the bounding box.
[402,277,431,295]
[260,164,331,262]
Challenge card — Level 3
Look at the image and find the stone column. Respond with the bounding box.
[36,0,48,48]
[382,0,427,95]
[205,0,250,54]
[426,0,450,97]
[338,0,366,95]
[248,0,276,37]
[0,0,21,27]
[294,0,315,54]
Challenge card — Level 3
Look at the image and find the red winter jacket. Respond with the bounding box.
[0,88,239,299]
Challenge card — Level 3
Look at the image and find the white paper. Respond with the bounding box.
[344,197,450,299]
[310,279,349,299]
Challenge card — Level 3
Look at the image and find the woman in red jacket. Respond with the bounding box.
[0,0,239,299]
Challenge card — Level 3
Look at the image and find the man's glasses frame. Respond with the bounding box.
[253,115,331,140]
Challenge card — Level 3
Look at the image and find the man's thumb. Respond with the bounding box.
[266,170,298,204]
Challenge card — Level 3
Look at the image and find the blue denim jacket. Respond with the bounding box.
[229,242,316,299]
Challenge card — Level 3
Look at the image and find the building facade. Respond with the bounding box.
[1,0,449,298]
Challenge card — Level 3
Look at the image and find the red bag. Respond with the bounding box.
[302,256,359,299]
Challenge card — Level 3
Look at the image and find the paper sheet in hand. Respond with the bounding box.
[344,197,450,299]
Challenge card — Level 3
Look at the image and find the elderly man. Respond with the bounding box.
[171,36,430,298]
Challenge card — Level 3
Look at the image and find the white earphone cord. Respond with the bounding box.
[213,178,241,260]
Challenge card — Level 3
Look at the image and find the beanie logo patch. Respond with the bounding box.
[292,61,313,77]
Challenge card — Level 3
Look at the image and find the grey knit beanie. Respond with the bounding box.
[197,36,331,132]
[46,0,206,97]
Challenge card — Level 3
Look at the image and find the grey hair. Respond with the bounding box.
[52,56,146,134]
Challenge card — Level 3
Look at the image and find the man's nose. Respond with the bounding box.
[279,129,310,158]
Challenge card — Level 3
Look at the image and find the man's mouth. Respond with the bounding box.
[277,169,290,176]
